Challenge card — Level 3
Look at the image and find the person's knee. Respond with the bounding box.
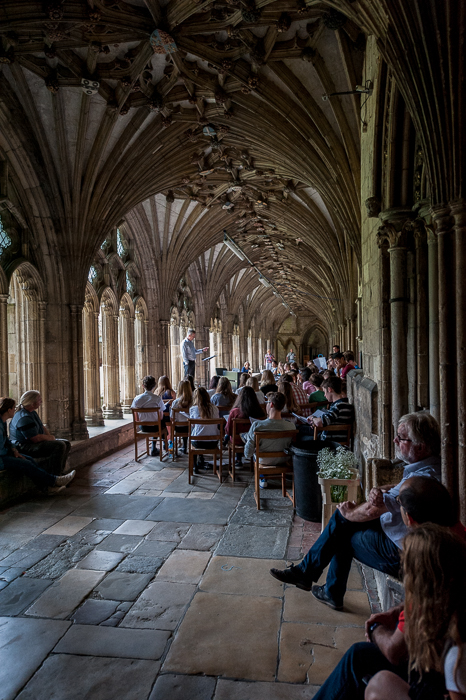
[365,670,406,700]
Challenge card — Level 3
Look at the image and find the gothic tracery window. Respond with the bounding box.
[0,216,11,255]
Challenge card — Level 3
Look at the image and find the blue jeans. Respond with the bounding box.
[1,454,56,489]
[296,510,401,605]
[184,360,195,378]
[312,642,406,700]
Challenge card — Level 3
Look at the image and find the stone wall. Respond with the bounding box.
[347,368,379,491]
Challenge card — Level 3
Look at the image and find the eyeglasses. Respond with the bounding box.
[395,433,412,442]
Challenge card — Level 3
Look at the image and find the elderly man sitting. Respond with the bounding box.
[270,411,441,611]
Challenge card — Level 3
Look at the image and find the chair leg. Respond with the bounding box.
[188,451,193,484]
[281,473,286,497]
[254,461,261,510]
[218,453,222,483]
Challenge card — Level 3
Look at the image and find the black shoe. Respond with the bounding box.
[150,446,159,457]
[181,448,188,455]
[269,565,312,591]
[193,466,200,475]
[311,584,343,611]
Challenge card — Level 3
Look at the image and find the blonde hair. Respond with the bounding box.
[277,380,299,414]
[215,376,236,402]
[19,390,41,409]
[156,375,174,396]
[261,370,275,386]
[246,376,259,392]
[192,387,214,418]
[176,379,192,409]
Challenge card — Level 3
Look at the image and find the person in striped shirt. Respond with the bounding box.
[308,376,354,441]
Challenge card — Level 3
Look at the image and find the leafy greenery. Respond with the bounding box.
[316,445,358,480]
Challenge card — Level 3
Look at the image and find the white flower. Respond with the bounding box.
[317,445,358,480]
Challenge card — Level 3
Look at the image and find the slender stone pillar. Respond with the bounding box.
[102,304,123,419]
[433,204,457,497]
[83,304,104,426]
[69,304,89,439]
[427,227,440,421]
[452,200,466,522]
[38,301,48,427]
[414,223,428,409]
[0,294,8,397]
[119,309,136,414]
[159,320,171,381]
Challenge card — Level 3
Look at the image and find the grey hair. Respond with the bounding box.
[19,390,41,408]
[399,411,441,457]
[187,328,196,335]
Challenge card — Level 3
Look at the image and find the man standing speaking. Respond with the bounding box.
[181,329,209,379]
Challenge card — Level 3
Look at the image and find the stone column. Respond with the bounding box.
[102,304,123,419]
[83,305,104,426]
[0,294,8,397]
[119,309,136,414]
[378,243,392,457]
[414,223,429,409]
[433,204,456,496]
[158,320,171,381]
[69,304,89,439]
[452,200,466,521]
[38,301,48,427]
[427,226,440,421]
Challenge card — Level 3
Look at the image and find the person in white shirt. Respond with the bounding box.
[181,329,208,379]
[170,379,193,455]
[246,376,266,404]
[131,375,167,457]
[189,387,220,473]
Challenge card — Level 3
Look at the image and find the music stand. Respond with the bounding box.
[202,354,216,388]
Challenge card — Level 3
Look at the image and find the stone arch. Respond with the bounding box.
[135,296,149,393]
[7,262,47,421]
[119,292,136,413]
[100,287,123,419]
[83,282,104,426]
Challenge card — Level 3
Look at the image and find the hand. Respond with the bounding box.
[337,500,357,519]
[48,434,56,441]
[203,347,209,352]
[364,609,401,640]
[306,416,314,426]
[368,487,384,507]
[313,417,323,429]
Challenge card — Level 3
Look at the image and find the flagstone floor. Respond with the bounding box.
[0,444,370,699]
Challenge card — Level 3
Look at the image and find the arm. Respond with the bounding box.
[243,424,257,460]
[29,433,55,442]
[370,625,407,666]
[337,499,388,522]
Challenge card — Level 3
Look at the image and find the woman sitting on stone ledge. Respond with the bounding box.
[9,390,71,476]
[0,397,75,495]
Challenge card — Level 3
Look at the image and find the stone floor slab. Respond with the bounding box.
[200,556,284,597]
[214,680,319,699]
[70,599,119,625]
[0,616,70,700]
[75,494,159,520]
[283,587,370,626]
[156,550,211,584]
[55,623,170,659]
[116,555,164,574]
[0,576,52,616]
[149,674,217,700]
[75,550,125,571]
[81,518,125,532]
[42,516,93,537]
[179,524,225,551]
[95,534,143,553]
[216,524,290,559]
[163,591,282,681]
[95,571,153,600]
[121,580,196,630]
[113,520,156,536]
[146,497,233,525]
[133,539,177,558]
[278,622,342,683]
[25,531,107,580]
[146,522,190,542]
[16,654,159,700]
[25,569,105,619]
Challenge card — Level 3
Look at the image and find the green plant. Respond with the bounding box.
[316,446,358,503]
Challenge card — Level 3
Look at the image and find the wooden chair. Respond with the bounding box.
[308,400,329,412]
[170,407,190,461]
[313,423,353,448]
[131,408,166,462]
[188,418,225,484]
[253,429,298,510]
[217,401,236,419]
[227,417,253,482]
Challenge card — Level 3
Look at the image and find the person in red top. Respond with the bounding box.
[225,386,263,467]
[310,476,465,700]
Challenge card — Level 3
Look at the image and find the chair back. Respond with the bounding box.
[313,423,353,447]
[231,416,252,444]
[254,430,298,461]
[188,417,225,445]
[218,402,235,419]
[131,407,163,433]
[171,407,189,432]
[309,400,329,411]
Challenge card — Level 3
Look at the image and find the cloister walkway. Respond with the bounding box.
[0,448,370,699]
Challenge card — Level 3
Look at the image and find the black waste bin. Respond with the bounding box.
[289,440,341,522]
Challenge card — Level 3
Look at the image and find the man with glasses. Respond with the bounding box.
[270,411,441,611]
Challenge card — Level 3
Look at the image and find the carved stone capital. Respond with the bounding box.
[365,196,381,218]
[377,210,415,249]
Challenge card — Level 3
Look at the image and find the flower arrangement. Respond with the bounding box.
[317,445,358,502]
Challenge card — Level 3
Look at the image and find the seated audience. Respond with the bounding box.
[277,361,285,376]
[342,351,357,377]
[246,376,266,404]
[235,372,249,394]
[207,375,220,397]
[156,375,176,421]
[211,377,236,415]
[311,477,465,700]
[270,411,441,610]
[225,386,264,466]
[241,361,251,374]
[322,368,336,379]
[304,376,353,442]
[260,370,278,395]
[9,390,71,475]
[132,375,167,456]
[283,362,291,374]
[300,367,313,394]
[170,379,193,454]
[243,392,295,489]
[271,360,280,376]
[333,352,347,377]
[282,373,311,416]
[0,398,75,494]
[332,344,340,353]
[290,362,299,372]
[189,387,220,473]
[277,379,301,422]
[308,374,326,403]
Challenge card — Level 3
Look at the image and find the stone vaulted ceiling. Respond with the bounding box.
[0,0,364,326]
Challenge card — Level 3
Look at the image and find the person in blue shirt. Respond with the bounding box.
[0,397,75,494]
[180,329,208,379]
[9,390,71,475]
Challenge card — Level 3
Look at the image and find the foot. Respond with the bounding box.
[181,448,188,455]
[259,477,267,489]
[203,462,213,470]
[48,485,66,495]
[150,446,159,457]
[311,584,343,611]
[269,565,312,591]
[193,466,200,475]
[55,470,76,487]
